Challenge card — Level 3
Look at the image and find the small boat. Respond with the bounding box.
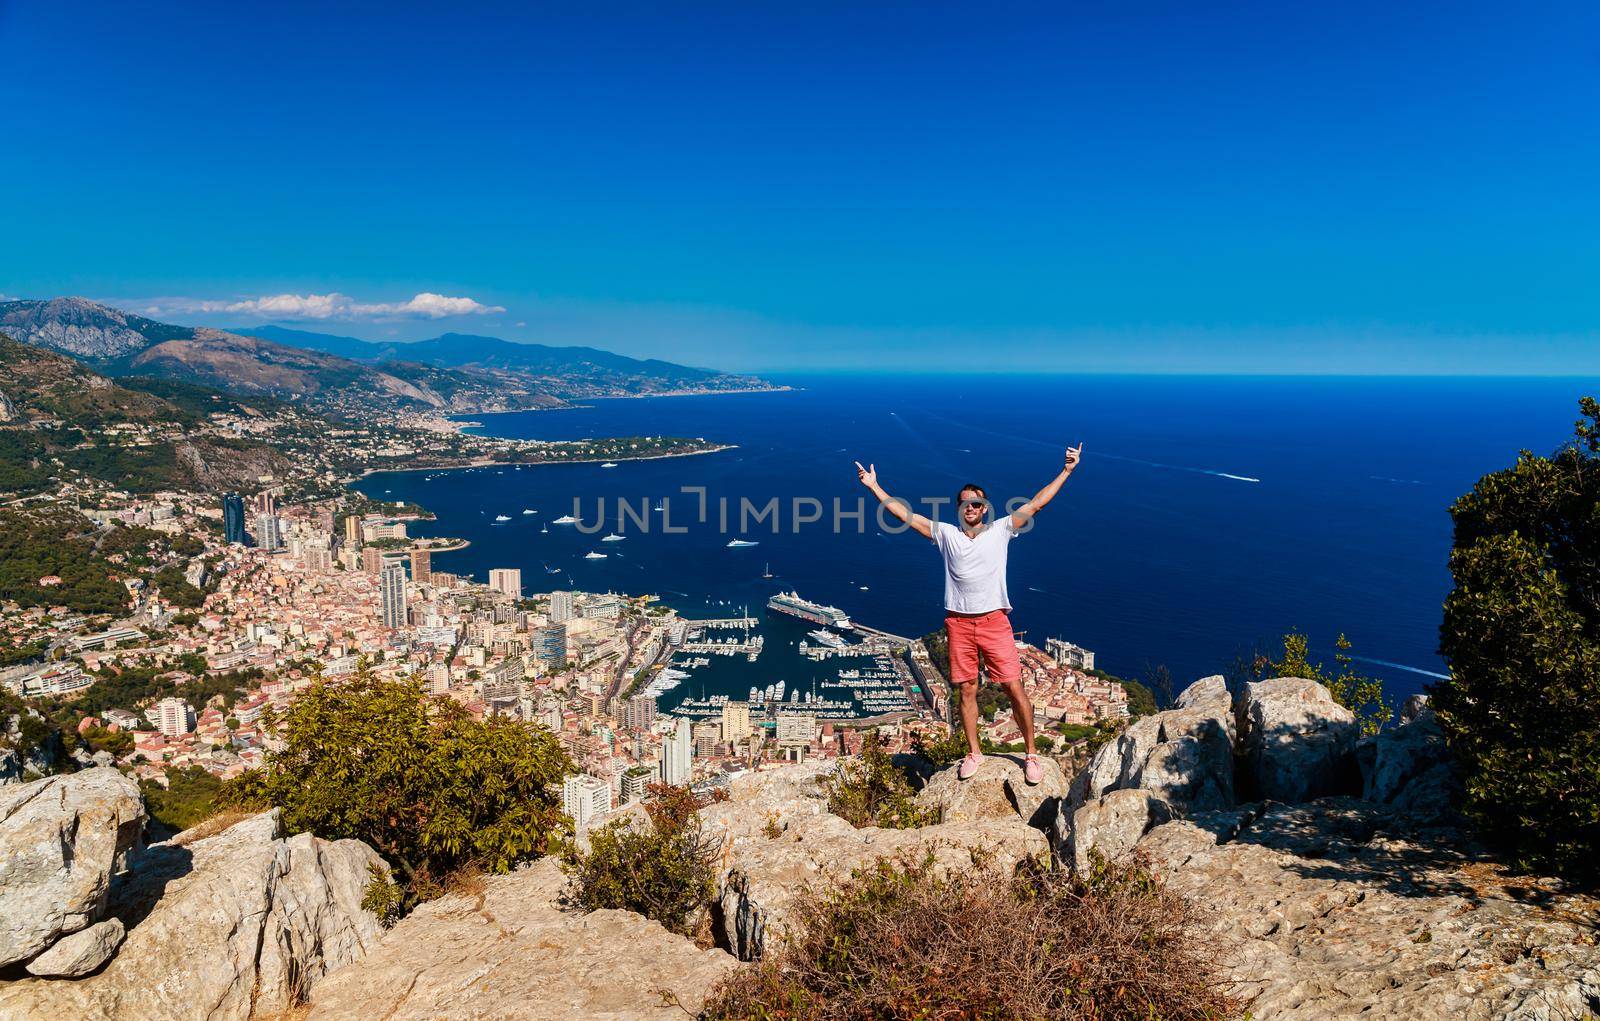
[726,539,759,548]
[494,514,512,522]
[859,585,869,591]
[553,514,579,524]
[584,551,608,560]
[601,533,625,542]
[540,524,549,533]
[601,462,618,468]
[522,509,536,515]
[762,563,774,578]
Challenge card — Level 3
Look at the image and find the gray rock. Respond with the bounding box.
[24,919,124,978]
[1239,678,1358,803]
[705,760,1049,961]
[914,752,1067,829]
[1073,678,1235,814]
[306,858,735,1021]
[0,387,15,422]
[1060,788,1174,871]
[0,768,144,967]
[1362,709,1458,820]
[0,810,387,1021]
[1400,692,1431,724]
[1136,799,1600,1020]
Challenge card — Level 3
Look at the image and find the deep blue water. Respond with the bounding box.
[353,373,1593,704]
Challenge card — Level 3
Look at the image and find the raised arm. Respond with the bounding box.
[1010,443,1082,528]
[856,461,934,539]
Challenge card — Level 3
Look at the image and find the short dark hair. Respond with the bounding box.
[957,483,987,504]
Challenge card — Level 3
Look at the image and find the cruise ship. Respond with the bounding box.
[767,591,852,628]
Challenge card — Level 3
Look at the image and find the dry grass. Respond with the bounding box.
[170,809,255,846]
[702,850,1239,1021]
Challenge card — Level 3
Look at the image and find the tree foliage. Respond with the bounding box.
[223,668,572,901]
[1433,396,1600,883]
[825,731,938,829]
[1257,631,1391,736]
[563,783,721,936]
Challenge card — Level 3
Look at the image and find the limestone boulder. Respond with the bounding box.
[1136,799,1600,1020]
[24,919,124,978]
[1059,788,1174,871]
[1362,709,1459,820]
[0,767,144,967]
[0,810,386,1021]
[306,858,737,1021]
[708,759,1048,961]
[1073,675,1235,814]
[914,753,1067,829]
[1239,678,1358,803]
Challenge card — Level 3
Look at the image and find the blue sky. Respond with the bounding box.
[2,1,1597,373]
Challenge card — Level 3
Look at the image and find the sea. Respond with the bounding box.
[351,373,1593,710]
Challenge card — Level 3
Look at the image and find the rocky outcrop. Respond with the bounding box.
[0,810,386,1021]
[1073,674,1235,814]
[306,858,737,1021]
[1238,677,1359,802]
[1136,799,1600,1019]
[1361,706,1459,821]
[914,752,1067,828]
[0,387,15,422]
[1060,787,1174,871]
[703,759,1050,961]
[24,919,125,977]
[0,767,144,967]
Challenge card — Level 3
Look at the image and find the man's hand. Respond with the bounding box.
[1064,443,1083,474]
[855,461,879,492]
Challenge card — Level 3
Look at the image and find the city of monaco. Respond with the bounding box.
[1,4,1596,1020]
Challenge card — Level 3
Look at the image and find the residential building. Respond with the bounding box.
[775,712,817,748]
[720,700,751,744]
[693,720,721,758]
[549,590,573,624]
[153,697,195,737]
[343,514,363,547]
[488,568,522,600]
[532,623,566,664]
[626,692,657,732]
[410,548,432,585]
[659,716,692,786]
[619,767,652,805]
[255,512,283,552]
[379,558,408,630]
[223,493,247,545]
[562,773,614,830]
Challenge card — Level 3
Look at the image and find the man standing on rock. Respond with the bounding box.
[856,445,1082,784]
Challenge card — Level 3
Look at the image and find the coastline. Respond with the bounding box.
[349,442,738,481]
[446,384,796,430]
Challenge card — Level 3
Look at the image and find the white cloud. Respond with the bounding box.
[142,291,506,321]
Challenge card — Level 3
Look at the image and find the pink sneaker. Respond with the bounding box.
[1023,754,1044,786]
[957,753,984,780]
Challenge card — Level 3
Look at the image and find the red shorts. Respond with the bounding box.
[945,609,1021,685]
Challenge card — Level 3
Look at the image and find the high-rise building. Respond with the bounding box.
[488,568,522,600]
[379,557,408,630]
[720,700,751,744]
[255,512,283,552]
[532,623,567,663]
[153,697,195,737]
[659,716,693,786]
[693,720,721,758]
[549,590,574,623]
[410,548,432,585]
[619,767,652,805]
[223,493,247,545]
[561,773,614,830]
[343,514,363,547]
[303,547,333,572]
[361,547,383,576]
[775,712,817,748]
[626,693,657,732]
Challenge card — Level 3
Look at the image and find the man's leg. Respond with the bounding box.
[957,678,981,755]
[998,678,1036,755]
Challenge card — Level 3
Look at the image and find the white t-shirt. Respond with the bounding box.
[931,515,1017,614]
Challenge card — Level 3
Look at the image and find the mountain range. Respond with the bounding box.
[0,298,775,418]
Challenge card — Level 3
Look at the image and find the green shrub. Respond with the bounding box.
[563,784,720,937]
[1434,397,1600,884]
[701,850,1236,1021]
[1257,631,1391,736]
[223,667,572,906]
[825,732,938,829]
[142,766,223,834]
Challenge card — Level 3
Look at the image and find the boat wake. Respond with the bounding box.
[1348,655,1450,680]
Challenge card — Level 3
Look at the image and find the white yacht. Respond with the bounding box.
[494,514,512,522]
[553,514,579,524]
[601,533,625,542]
[601,462,618,468]
[584,551,608,560]
[726,539,759,548]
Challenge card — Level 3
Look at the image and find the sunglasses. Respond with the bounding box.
[959,499,989,510]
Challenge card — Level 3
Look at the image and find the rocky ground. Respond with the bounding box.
[2,677,1596,1020]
